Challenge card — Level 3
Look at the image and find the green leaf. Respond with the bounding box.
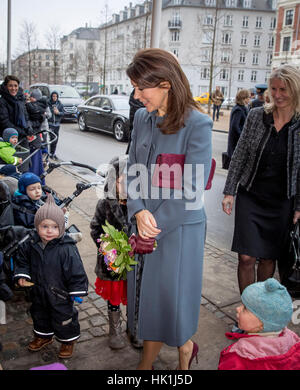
[114,253,125,266]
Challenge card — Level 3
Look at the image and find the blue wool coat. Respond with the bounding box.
[126,107,212,347]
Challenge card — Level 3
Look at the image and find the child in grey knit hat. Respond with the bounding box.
[14,194,88,359]
[218,278,300,370]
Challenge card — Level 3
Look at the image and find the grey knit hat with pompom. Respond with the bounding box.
[34,194,65,238]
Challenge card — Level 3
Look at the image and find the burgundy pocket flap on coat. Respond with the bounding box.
[152,153,185,189]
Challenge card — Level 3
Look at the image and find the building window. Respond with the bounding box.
[221,51,231,63]
[205,0,216,6]
[268,35,274,49]
[256,17,262,28]
[45,62,50,67]
[171,31,180,41]
[200,67,210,79]
[204,14,214,25]
[172,10,181,25]
[270,17,276,29]
[265,71,271,83]
[225,0,237,6]
[267,53,273,66]
[282,36,291,52]
[201,48,211,62]
[224,15,233,26]
[172,48,179,57]
[242,16,249,28]
[254,35,261,47]
[238,70,244,81]
[241,34,247,46]
[251,71,257,82]
[252,52,259,65]
[220,69,229,81]
[203,31,213,44]
[285,9,294,26]
[239,51,246,63]
[222,32,232,44]
[243,0,251,8]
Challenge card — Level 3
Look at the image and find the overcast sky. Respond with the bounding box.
[0,0,141,62]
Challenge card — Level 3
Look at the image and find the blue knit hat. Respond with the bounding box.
[18,172,42,195]
[0,164,21,180]
[3,128,18,143]
[241,278,293,333]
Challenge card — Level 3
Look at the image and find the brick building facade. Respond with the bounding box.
[273,0,300,68]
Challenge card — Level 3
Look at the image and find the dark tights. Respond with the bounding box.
[107,301,120,312]
[237,254,276,294]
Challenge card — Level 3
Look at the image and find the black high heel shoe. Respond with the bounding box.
[188,342,199,369]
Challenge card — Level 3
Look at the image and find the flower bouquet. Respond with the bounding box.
[97,220,138,280]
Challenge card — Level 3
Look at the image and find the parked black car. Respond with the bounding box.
[77,95,130,142]
[29,83,84,121]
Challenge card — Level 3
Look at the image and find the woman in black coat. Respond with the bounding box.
[0,75,32,139]
[227,89,250,159]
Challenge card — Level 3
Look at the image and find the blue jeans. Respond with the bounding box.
[213,105,221,121]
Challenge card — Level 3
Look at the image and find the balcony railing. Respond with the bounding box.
[168,20,182,29]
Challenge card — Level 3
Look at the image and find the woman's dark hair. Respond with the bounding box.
[126,48,202,134]
[4,75,20,85]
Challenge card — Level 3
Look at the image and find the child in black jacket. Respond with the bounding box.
[90,156,134,350]
[14,194,88,359]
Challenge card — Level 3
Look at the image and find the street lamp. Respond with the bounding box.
[7,0,12,74]
[150,0,162,48]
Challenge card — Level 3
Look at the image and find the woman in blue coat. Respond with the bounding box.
[126,49,212,370]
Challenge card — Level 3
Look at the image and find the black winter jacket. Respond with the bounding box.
[12,190,62,228]
[14,231,88,302]
[227,104,249,158]
[90,198,129,281]
[12,193,43,228]
[48,92,64,126]
[126,89,145,154]
[0,83,30,138]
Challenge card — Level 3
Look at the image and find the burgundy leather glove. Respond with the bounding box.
[129,233,156,255]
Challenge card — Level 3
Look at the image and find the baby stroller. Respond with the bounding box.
[279,221,300,298]
[0,181,30,286]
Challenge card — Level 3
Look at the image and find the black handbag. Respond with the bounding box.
[222,152,231,170]
[279,221,300,298]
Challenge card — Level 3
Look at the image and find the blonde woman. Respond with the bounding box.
[222,64,300,298]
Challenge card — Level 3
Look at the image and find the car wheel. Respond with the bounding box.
[78,114,88,132]
[113,120,127,142]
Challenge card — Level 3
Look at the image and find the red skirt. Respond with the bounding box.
[94,277,127,306]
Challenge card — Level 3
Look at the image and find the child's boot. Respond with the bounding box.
[58,341,75,359]
[28,337,53,352]
[108,309,126,350]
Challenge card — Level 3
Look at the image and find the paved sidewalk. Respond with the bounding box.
[207,106,231,133]
[0,160,299,372]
